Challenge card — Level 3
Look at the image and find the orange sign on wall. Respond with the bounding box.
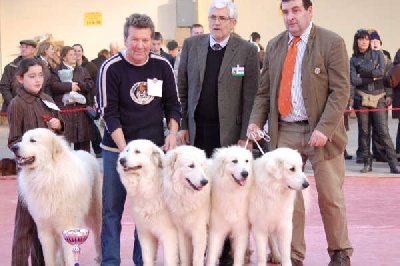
[84,12,102,26]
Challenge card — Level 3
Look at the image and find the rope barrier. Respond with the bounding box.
[0,107,97,116]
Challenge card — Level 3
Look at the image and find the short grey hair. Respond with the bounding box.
[208,0,238,20]
[124,13,155,39]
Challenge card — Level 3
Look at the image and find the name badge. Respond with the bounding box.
[147,78,163,97]
[232,65,245,76]
[42,99,60,111]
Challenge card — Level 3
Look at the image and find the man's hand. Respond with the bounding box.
[238,139,253,151]
[308,129,328,147]
[247,123,262,141]
[164,133,178,151]
[178,130,190,145]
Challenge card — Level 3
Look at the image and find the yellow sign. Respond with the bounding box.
[84,12,102,26]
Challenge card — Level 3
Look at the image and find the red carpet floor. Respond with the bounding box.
[0,176,399,265]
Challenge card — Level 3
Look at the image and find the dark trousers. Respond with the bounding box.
[194,124,232,262]
[355,99,397,164]
[12,195,45,266]
[74,140,91,153]
[91,122,102,154]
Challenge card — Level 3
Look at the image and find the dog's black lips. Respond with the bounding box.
[123,165,142,172]
[15,156,35,166]
[186,178,200,191]
[231,174,246,186]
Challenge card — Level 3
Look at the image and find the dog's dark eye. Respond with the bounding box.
[135,149,140,154]
[188,163,195,168]
[232,159,238,164]
[245,159,249,163]
[30,138,36,143]
[290,167,295,172]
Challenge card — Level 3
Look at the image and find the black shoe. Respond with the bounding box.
[344,150,353,160]
[390,167,400,174]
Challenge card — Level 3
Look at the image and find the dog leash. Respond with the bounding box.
[245,130,271,155]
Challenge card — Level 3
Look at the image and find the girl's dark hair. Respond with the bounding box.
[16,57,45,77]
[352,29,370,56]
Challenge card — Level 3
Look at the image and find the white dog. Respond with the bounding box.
[12,128,102,265]
[163,145,210,266]
[249,147,309,266]
[207,145,253,266]
[117,139,178,266]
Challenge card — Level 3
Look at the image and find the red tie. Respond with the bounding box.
[278,36,301,117]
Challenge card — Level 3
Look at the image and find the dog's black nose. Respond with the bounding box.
[11,144,19,154]
[200,179,208,186]
[303,181,309,189]
[241,171,248,179]
[119,158,127,166]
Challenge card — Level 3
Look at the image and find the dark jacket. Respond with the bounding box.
[50,63,96,143]
[385,49,400,118]
[81,56,98,105]
[0,56,23,112]
[91,55,107,69]
[350,49,386,99]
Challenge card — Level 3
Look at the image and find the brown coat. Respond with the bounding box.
[249,25,350,161]
[50,64,96,143]
[7,88,64,147]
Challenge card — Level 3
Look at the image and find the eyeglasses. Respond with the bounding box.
[208,15,231,23]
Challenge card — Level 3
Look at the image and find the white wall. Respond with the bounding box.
[1,0,399,73]
[0,0,177,71]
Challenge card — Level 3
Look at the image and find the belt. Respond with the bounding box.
[281,120,309,125]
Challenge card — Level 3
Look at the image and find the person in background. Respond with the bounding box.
[166,40,179,66]
[0,39,37,114]
[350,29,398,174]
[97,13,181,265]
[367,30,393,162]
[50,46,96,153]
[151,31,172,62]
[247,0,353,265]
[109,41,120,56]
[249,31,264,52]
[91,49,110,69]
[385,49,400,157]
[173,23,204,77]
[8,57,63,266]
[177,1,259,264]
[73,44,103,158]
[36,41,57,96]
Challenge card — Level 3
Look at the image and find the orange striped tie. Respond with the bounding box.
[278,36,301,117]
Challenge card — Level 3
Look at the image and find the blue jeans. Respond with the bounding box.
[101,150,142,265]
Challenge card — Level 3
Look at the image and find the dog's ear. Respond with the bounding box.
[164,149,178,171]
[152,146,164,169]
[266,156,284,179]
[51,135,65,160]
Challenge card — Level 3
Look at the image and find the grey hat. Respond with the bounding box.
[19,39,37,48]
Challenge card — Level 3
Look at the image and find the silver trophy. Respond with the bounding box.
[62,228,89,266]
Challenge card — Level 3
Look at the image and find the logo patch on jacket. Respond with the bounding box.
[130,82,154,105]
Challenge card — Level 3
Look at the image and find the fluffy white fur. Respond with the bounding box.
[249,147,309,266]
[13,128,102,265]
[163,145,210,266]
[207,145,253,266]
[117,139,178,266]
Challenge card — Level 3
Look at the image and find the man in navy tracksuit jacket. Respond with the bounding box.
[97,13,181,265]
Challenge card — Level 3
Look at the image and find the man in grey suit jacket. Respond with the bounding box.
[247,0,353,265]
[177,0,259,158]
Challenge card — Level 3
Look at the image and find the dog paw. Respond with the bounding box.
[267,253,281,264]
